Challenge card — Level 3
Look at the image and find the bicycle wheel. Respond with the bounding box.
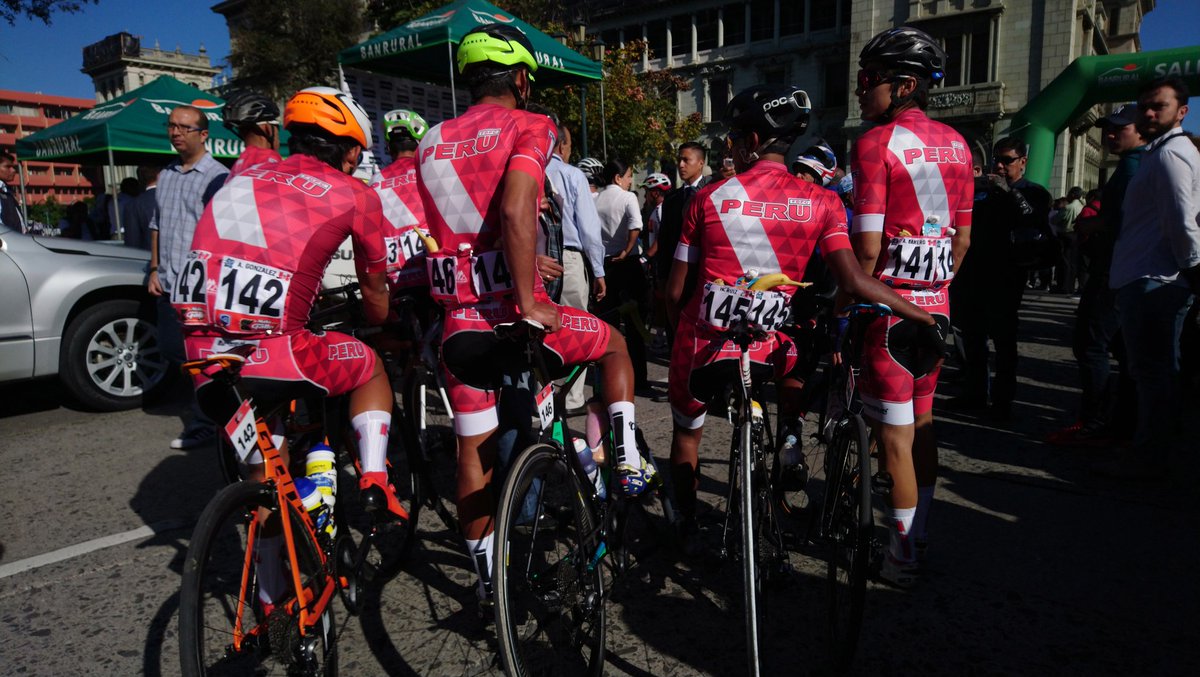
[180,481,338,677]
[494,444,606,677]
[824,413,871,674]
[738,418,771,677]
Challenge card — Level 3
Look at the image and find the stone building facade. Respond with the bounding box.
[586,0,1155,194]
[81,33,220,103]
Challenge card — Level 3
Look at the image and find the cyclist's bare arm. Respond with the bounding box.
[850,230,882,277]
[502,169,560,330]
[357,270,390,325]
[825,248,935,326]
[951,225,971,274]
[665,255,692,330]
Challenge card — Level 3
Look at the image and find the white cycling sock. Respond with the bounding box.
[608,401,638,467]
[913,486,935,541]
[255,534,286,606]
[465,533,495,598]
[888,506,917,563]
[351,410,391,475]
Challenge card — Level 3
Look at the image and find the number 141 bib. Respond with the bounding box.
[880,236,952,288]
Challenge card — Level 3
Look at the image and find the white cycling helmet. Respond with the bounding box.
[641,172,672,192]
[792,141,838,186]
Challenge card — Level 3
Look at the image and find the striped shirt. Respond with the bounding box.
[150,153,228,291]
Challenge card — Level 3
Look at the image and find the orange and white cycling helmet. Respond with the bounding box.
[284,86,373,149]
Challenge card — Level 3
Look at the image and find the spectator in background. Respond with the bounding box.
[149,105,229,450]
[57,201,90,239]
[1049,104,1144,447]
[1095,77,1200,479]
[546,122,607,411]
[1075,188,1102,289]
[123,165,161,250]
[222,89,282,178]
[649,142,709,353]
[1053,186,1085,294]
[951,136,1051,420]
[594,158,652,395]
[0,151,25,233]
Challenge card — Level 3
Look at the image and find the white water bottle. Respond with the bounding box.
[304,444,338,508]
[573,437,607,500]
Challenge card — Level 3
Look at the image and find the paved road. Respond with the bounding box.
[1,292,1196,676]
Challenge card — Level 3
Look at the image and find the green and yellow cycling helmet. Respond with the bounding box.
[456,24,538,80]
[383,109,429,142]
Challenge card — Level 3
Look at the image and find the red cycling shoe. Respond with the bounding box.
[359,472,409,522]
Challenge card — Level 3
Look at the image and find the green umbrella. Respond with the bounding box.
[14,75,247,164]
[339,0,602,93]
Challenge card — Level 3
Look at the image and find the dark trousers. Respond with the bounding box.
[1071,279,1134,432]
[956,270,1025,408]
[593,257,648,388]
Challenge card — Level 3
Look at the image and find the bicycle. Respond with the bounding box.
[490,319,676,677]
[177,344,409,676]
[783,301,893,674]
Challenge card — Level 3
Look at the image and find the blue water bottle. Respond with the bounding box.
[573,437,606,500]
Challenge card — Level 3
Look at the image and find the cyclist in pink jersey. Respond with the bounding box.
[666,84,941,548]
[850,27,973,586]
[177,87,408,524]
[416,24,650,610]
[222,90,282,179]
[374,108,432,292]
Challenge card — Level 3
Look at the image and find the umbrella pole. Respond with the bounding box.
[17,160,29,232]
[448,40,458,114]
[107,146,122,241]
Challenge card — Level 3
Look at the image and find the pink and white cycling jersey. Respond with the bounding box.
[174,153,387,336]
[227,145,282,181]
[415,103,555,305]
[674,160,852,324]
[372,156,430,289]
[851,108,973,290]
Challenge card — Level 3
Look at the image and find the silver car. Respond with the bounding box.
[0,224,167,410]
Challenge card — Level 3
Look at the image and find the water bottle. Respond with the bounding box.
[304,444,338,508]
[573,437,607,500]
[295,477,335,538]
[779,434,801,467]
[778,434,808,492]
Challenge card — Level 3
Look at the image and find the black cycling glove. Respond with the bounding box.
[916,321,948,373]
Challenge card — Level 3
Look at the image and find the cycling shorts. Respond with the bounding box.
[668,316,800,430]
[440,297,611,436]
[185,330,378,421]
[858,289,949,425]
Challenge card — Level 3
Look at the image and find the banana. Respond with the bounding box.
[749,273,810,291]
[416,230,440,253]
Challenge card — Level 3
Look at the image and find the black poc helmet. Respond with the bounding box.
[858,26,947,83]
[724,85,812,150]
[222,90,280,132]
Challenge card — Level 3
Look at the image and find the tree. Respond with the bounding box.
[365,0,564,31]
[536,39,702,168]
[228,0,363,101]
[1,0,96,25]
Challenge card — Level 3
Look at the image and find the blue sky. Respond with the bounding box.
[0,0,1197,133]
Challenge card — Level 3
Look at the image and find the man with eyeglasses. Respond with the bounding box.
[953,136,1050,426]
[149,105,229,450]
[849,27,973,587]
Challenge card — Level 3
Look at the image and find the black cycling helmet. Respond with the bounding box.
[222,90,280,133]
[724,85,812,155]
[858,26,947,82]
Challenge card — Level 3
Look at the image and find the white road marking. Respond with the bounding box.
[0,518,192,580]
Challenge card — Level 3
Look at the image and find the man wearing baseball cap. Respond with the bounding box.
[1050,103,1144,447]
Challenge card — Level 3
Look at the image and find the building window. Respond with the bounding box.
[601,29,620,49]
[646,19,667,59]
[780,1,804,36]
[921,16,994,87]
[621,24,641,46]
[1108,6,1121,36]
[760,65,786,85]
[709,77,731,121]
[812,0,837,31]
[722,3,746,45]
[750,0,774,42]
[671,15,691,57]
[823,60,849,108]
[696,8,719,52]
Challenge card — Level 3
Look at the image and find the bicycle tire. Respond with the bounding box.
[824,413,871,674]
[738,417,770,677]
[180,481,338,677]
[494,444,606,677]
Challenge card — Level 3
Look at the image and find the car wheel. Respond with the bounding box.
[59,299,168,411]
